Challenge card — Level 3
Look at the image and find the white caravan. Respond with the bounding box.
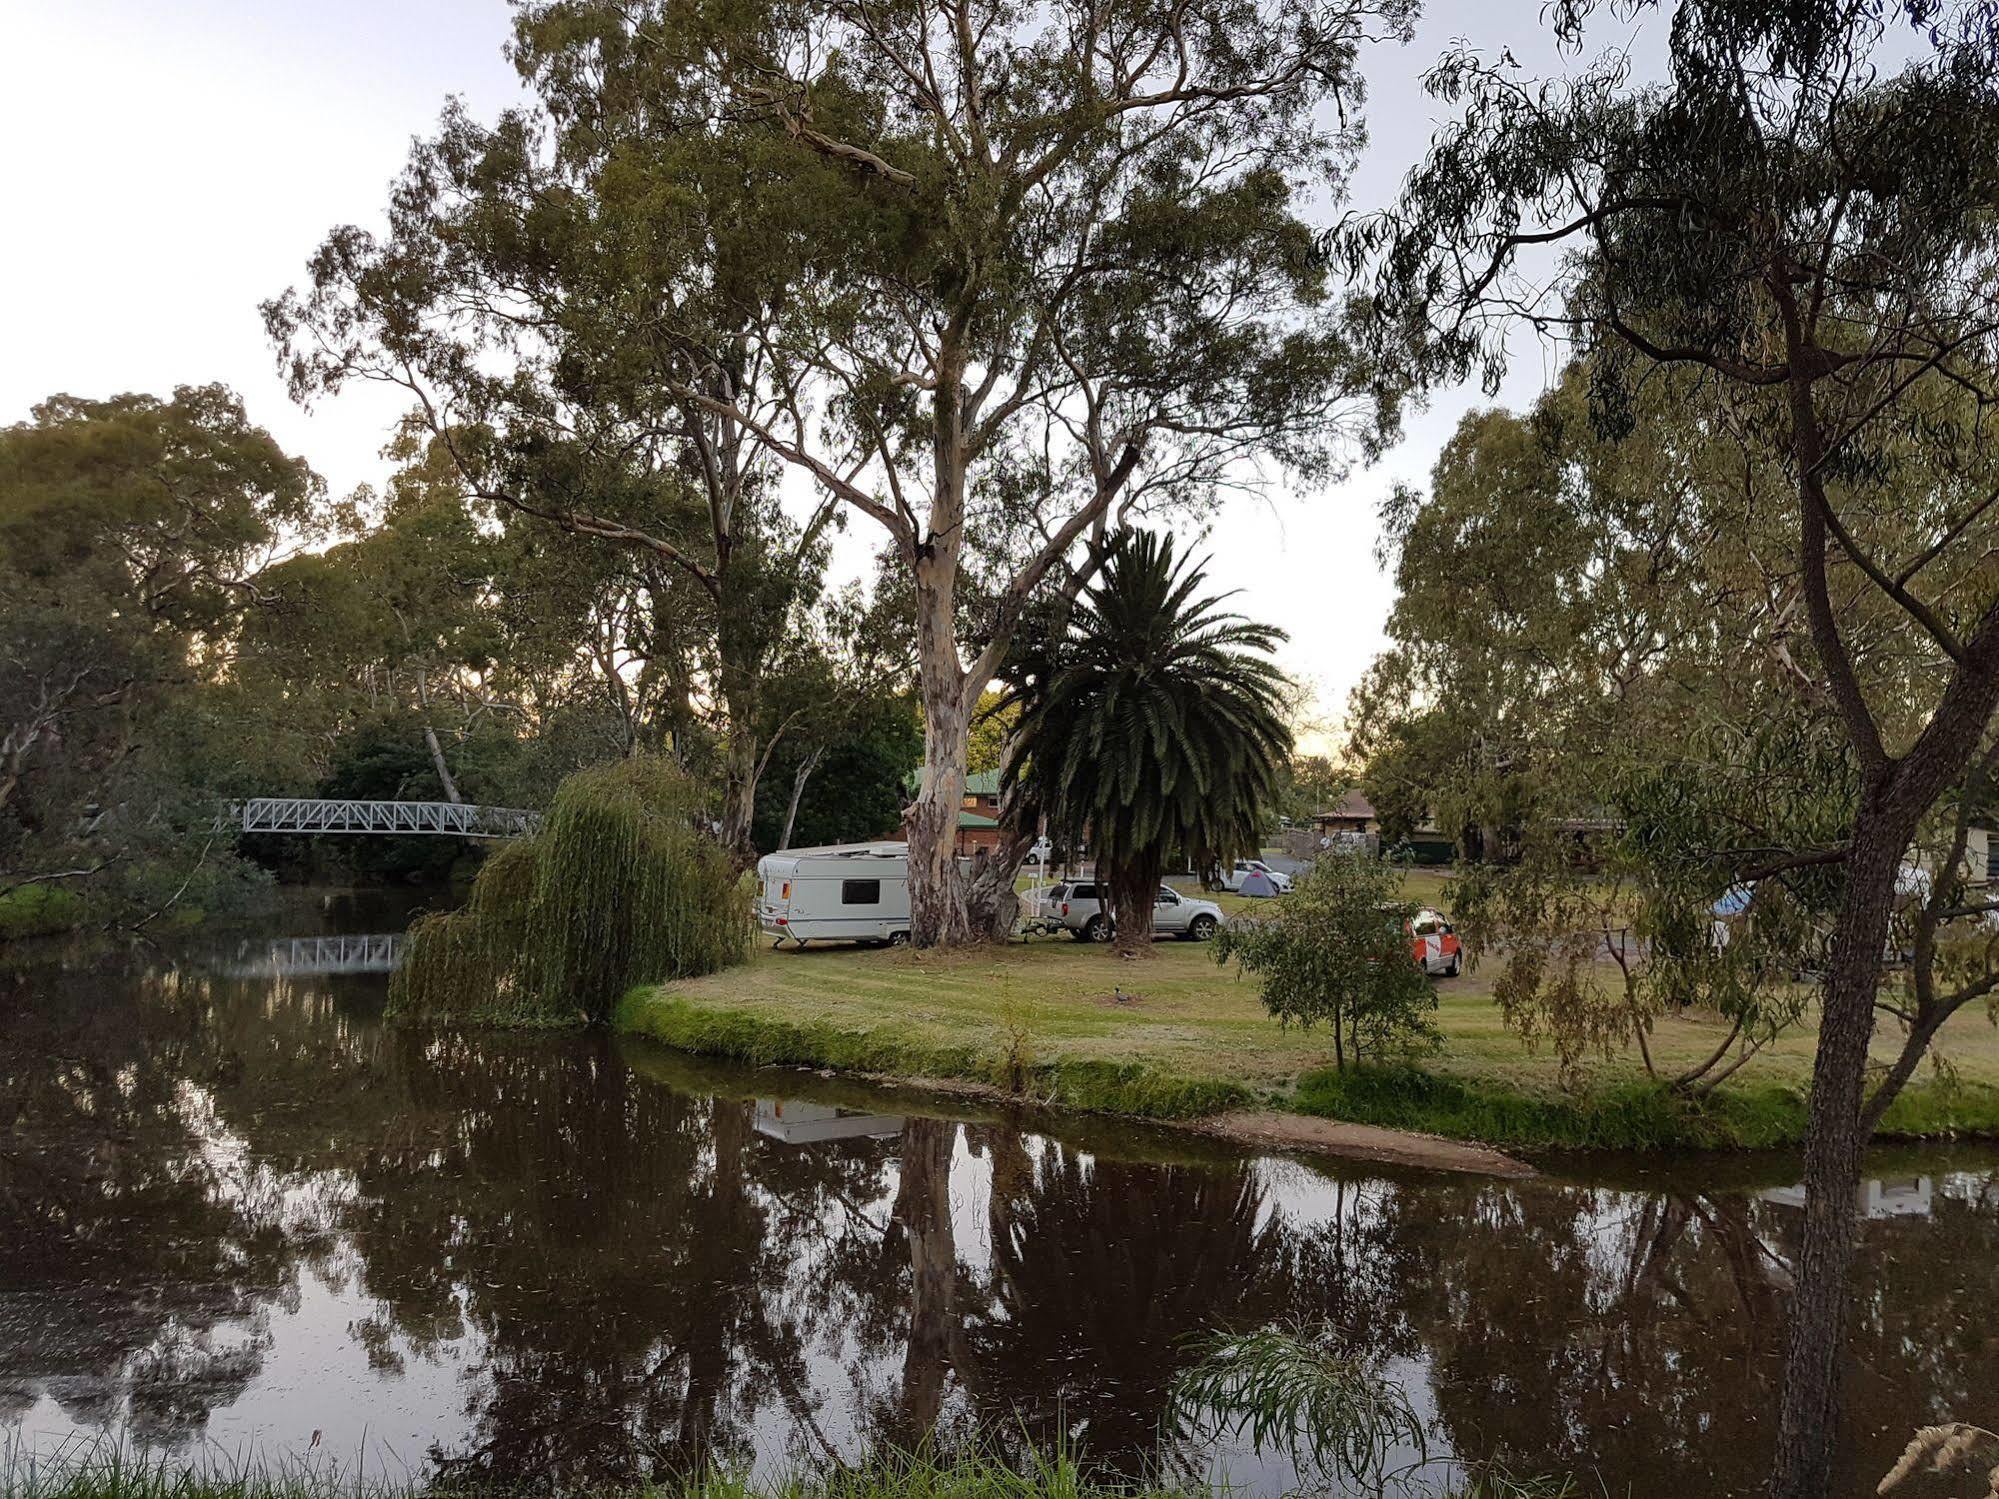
[757,842,913,946]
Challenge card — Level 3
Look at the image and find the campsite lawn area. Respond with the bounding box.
[619,907,1999,1150]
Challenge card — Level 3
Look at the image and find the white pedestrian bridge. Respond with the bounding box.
[227,798,540,839]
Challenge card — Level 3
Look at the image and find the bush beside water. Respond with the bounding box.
[390,758,750,1026]
[0,884,86,940]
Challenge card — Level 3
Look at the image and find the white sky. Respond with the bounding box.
[0,1,1662,752]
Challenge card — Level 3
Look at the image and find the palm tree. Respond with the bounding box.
[1002,529,1291,956]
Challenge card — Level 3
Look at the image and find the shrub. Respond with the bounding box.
[1212,853,1438,1068]
[389,757,750,1025]
[0,883,87,940]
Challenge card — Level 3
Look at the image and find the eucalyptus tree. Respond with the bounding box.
[1355,366,1868,1092]
[1003,529,1291,956]
[0,387,321,916]
[266,68,838,862]
[1347,5,1999,1489]
[274,0,1406,942]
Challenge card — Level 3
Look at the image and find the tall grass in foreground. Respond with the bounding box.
[1167,1325,1599,1497]
[390,757,750,1027]
[0,1438,1589,1499]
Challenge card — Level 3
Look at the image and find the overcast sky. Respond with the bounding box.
[0,1,1662,750]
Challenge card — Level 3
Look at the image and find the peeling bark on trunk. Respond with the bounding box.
[968,764,1042,941]
[904,747,973,946]
[905,544,977,947]
[967,818,1038,942]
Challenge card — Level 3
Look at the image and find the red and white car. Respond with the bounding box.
[1407,906,1462,976]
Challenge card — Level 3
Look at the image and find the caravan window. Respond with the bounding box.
[840,879,882,905]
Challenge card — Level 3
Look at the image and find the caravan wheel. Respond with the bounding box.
[888,930,910,947]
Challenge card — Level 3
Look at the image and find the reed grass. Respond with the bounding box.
[0,1438,1580,1499]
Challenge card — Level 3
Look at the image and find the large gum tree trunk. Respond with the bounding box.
[905,733,973,946]
[968,819,1039,941]
[905,551,977,947]
[1769,810,1905,1499]
[968,758,1042,941]
[718,736,759,867]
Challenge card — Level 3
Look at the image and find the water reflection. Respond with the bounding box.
[203,933,407,977]
[754,1099,904,1145]
[3,893,1998,1495]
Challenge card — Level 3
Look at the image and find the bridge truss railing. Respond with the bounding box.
[231,798,541,838]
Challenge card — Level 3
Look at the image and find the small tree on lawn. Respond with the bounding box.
[1213,854,1437,1068]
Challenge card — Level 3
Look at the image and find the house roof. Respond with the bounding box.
[957,810,1000,828]
[903,768,1005,797]
[1318,790,1376,822]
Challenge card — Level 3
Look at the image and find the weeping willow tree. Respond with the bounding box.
[390,758,751,1025]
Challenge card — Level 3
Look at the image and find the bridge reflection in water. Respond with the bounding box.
[211,932,406,976]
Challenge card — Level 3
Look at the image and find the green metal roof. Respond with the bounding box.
[903,768,1005,796]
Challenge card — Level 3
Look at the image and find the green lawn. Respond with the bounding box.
[619,909,1999,1149]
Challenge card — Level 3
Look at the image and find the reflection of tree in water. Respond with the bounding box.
[0,958,310,1442]
[320,1033,803,1488]
[1347,1176,1785,1489]
[955,1137,1289,1474]
[1844,1177,1999,1486]
[284,1027,923,1487]
[16,922,1999,1498]
[1350,1171,1999,1496]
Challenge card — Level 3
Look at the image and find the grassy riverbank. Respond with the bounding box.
[617,935,1999,1152]
[0,1445,1566,1499]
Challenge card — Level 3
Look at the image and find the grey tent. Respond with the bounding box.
[1239,868,1280,898]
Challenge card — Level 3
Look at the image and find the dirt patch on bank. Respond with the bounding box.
[1200,1109,1536,1178]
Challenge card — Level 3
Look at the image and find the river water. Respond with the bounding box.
[3,889,1996,1496]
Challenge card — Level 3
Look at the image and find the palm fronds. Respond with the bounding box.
[1003,530,1291,929]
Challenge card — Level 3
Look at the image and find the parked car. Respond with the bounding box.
[1022,836,1054,864]
[1046,881,1225,942]
[1217,858,1293,893]
[1405,905,1462,976]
